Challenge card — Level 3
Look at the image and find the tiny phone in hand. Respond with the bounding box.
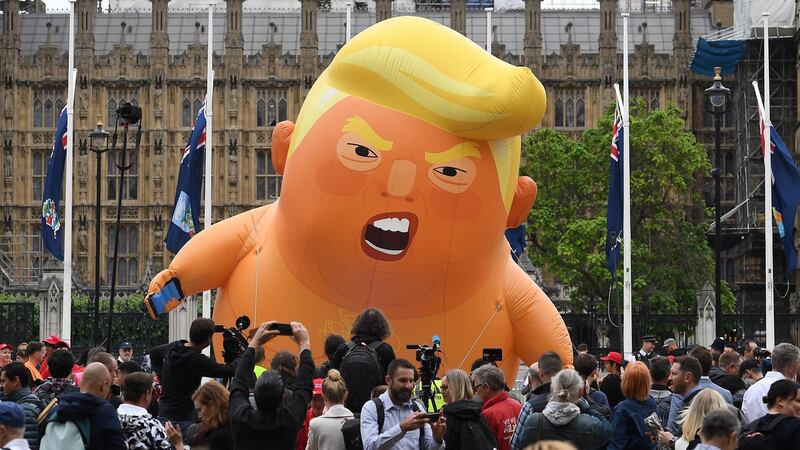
[426,412,441,422]
[268,322,294,336]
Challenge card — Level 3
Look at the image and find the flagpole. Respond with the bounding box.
[485,7,492,52]
[621,12,632,359]
[762,12,775,350]
[345,2,352,42]
[202,4,214,333]
[62,0,77,344]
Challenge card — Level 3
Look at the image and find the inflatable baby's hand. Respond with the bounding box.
[145,272,184,319]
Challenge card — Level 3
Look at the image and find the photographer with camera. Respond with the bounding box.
[149,318,240,433]
[742,343,800,424]
[229,320,314,450]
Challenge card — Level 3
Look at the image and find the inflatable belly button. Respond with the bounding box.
[145,16,573,376]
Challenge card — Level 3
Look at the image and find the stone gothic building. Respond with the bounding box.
[3,0,784,318]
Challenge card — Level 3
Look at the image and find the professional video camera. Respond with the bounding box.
[215,315,251,364]
[754,347,771,360]
[116,102,142,125]
[482,348,502,365]
[407,335,443,412]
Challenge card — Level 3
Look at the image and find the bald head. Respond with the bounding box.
[81,362,111,399]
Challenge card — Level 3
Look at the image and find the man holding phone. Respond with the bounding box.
[361,358,446,450]
[229,320,315,449]
[149,318,240,433]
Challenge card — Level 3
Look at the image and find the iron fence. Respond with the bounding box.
[0,302,37,348]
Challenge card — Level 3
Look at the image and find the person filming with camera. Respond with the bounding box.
[149,318,240,433]
[229,320,315,449]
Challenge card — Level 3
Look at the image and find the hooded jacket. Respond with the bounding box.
[50,391,126,450]
[149,340,238,421]
[481,391,521,450]
[608,398,657,450]
[7,387,43,450]
[517,399,612,450]
[442,399,497,450]
[229,346,314,450]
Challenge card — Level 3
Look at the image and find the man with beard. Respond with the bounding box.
[361,359,446,450]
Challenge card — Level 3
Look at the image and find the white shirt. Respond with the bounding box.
[742,370,786,423]
[117,403,149,416]
[1,438,31,450]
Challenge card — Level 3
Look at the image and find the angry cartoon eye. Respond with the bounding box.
[337,134,382,171]
[428,158,476,194]
[351,144,378,159]
[433,166,465,177]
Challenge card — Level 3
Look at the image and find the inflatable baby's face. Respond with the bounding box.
[278,97,508,311]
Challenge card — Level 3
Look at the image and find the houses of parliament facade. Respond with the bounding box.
[1,0,793,314]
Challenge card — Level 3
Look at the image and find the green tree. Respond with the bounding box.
[522,102,733,316]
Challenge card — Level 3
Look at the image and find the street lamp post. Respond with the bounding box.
[705,66,730,338]
[88,120,110,346]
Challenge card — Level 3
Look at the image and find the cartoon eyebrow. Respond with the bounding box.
[341,116,394,152]
[425,142,482,165]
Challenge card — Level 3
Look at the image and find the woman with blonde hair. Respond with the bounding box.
[306,369,354,450]
[440,369,496,449]
[608,362,656,449]
[675,389,727,450]
[171,380,234,450]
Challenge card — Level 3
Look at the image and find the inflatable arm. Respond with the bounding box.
[144,205,269,319]
[504,262,573,367]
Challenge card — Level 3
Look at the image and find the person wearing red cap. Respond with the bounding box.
[599,352,625,408]
[38,336,68,380]
[0,344,12,369]
[295,378,325,450]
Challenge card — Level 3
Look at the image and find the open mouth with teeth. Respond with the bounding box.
[361,212,419,261]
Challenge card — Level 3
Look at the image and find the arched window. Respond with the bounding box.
[32,151,45,200]
[55,98,64,119]
[256,150,267,200]
[278,98,288,122]
[576,97,585,127]
[257,98,266,127]
[108,98,117,125]
[565,99,574,128]
[554,99,564,128]
[44,99,53,128]
[182,98,191,127]
[33,98,42,128]
[268,99,276,126]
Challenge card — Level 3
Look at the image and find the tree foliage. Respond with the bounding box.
[522,102,734,314]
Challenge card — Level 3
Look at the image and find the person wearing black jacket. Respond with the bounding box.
[229,320,314,450]
[149,318,238,431]
[441,369,497,450]
[330,308,396,412]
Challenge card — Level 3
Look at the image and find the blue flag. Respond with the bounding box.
[606,105,624,274]
[40,106,69,261]
[165,101,207,254]
[760,115,800,273]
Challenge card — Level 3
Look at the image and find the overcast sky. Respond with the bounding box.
[44,0,599,13]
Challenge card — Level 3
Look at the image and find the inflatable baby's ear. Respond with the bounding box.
[507,176,537,228]
[271,121,295,176]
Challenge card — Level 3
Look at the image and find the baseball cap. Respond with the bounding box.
[42,335,68,348]
[118,342,133,349]
[600,351,623,366]
[313,378,323,396]
[663,338,677,347]
[0,343,13,351]
[0,402,25,427]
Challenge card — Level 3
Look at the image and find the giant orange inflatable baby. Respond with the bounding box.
[145,16,573,379]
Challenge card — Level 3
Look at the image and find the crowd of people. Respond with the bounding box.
[0,310,798,450]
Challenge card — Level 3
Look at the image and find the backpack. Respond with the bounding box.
[454,418,497,450]
[738,414,789,450]
[38,401,91,450]
[340,341,384,411]
[341,398,426,450]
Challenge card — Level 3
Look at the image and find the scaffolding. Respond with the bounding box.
[0,234,43,288]
[728,35,797,311]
